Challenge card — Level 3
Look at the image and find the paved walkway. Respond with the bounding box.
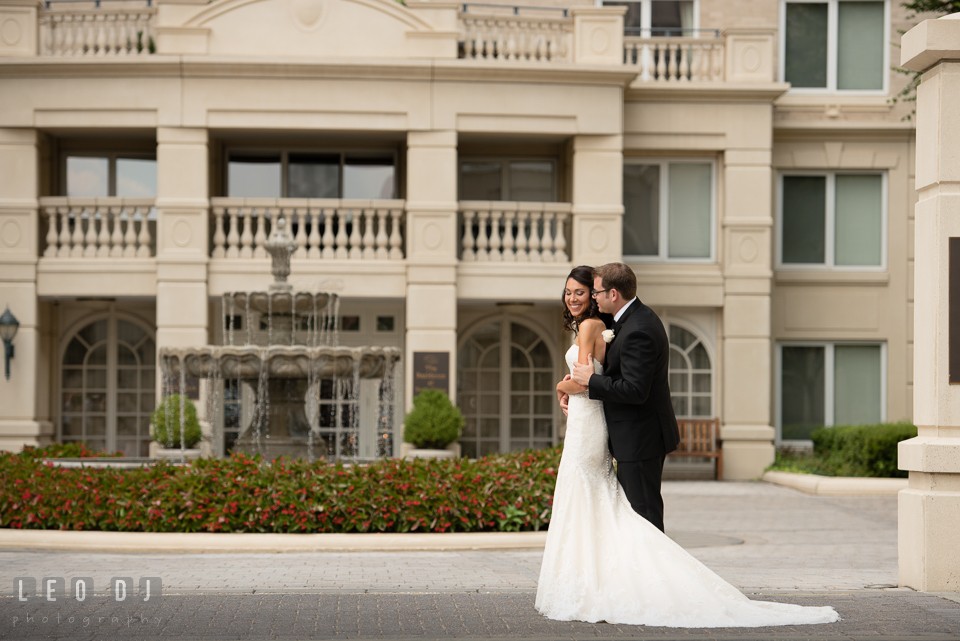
[2,481,956,640]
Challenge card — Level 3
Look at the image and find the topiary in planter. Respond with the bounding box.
[403,389,464,450]
[151,394,203,449]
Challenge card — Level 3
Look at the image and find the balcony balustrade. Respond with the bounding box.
[40,197,156,258]
[459,4,571,62]
[623,33,725,82]
[39,3,157,57]
[210,198,405,262]
[459,201,570,263]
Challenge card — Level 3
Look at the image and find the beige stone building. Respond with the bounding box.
[0,0,922,479]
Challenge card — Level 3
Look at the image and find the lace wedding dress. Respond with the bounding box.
[534,344,839,628]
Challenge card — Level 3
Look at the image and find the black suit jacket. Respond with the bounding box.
[587,300,681,461]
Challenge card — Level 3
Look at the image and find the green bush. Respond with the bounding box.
[151,394,203,449]
[768,421,917,478]
[403,389,464,450]
[19,443,122,459]
[0,446,561,533]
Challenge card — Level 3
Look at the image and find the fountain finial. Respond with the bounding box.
[265,217,298,291]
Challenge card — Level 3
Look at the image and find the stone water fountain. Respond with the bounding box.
[158,218,401,461]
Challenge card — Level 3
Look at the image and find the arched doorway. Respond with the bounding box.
[457,318,557,458]
[60,315,156,456]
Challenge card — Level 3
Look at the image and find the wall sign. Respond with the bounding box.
[413,352,449,396]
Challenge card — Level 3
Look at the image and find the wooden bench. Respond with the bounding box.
[668,418,723,480]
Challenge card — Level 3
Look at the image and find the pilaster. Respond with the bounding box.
[571,134,624,265]
[898,16,960,592]
[155,127,209,351]
[405,130,458,414]
[0,128,51,450]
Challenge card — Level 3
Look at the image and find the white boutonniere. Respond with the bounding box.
[602,329,615,343]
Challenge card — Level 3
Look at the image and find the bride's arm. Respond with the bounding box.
[556,319,603,395]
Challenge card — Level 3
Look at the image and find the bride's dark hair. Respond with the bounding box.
[562,265,601,333]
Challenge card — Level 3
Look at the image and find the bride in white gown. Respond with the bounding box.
[535,269,839,628]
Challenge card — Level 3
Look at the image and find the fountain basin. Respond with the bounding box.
[159,345,401,379]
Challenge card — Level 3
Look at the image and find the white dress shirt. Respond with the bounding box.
[614,297,638,323]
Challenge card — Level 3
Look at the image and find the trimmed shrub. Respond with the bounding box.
[0,446,561,533]
[403,389,464,450]
[151,394,203,449]
[19,443,121,459]
[769,421,917,478]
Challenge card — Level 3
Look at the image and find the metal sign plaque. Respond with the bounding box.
[413,352,449,396]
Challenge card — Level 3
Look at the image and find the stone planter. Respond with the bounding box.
[149,441,202,460]
[400,441,461,460]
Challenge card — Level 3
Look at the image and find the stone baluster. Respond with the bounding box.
[43,207,58,257]
[122,206,137,257]
[555,210,569,262]
[307,207,321,259]
[334,208,349,259]
[529,208,544,263]
[238,207,253,258]
[388,208,403,259]
[82,207,97,257]
[544,211,558,262]
[667,43,678,81]
[502,207,517,262]
[109,204,124,257]
[135,206,152,257]
[94,14,106,55]
[321,208,336,259]
[712,44,724,81]
[475,210,490,261]
[488,207,503,262]
[95,205,110,256]
[69,206,84,257]
[226,207,240,258]
[655,42,667,81]
[39,16,52,56]
[105,15,118,55]
[211,206,226,258]
[515,208,529,262]
[347,209,362,259]
[57,206,72,257]
[678,43,690,81]
[116,14,129,56]
[461,208,476,261]
[361,207,376,259]
[252,207,267,258]
[293,207,308,258]
[375,209,389,260]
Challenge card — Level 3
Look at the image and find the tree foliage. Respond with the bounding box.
[890,0,959,119]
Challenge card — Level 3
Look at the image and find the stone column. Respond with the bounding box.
[0,128,51,450]
[898,15,960,592]
[404,130,458,422]
[570,135,623,265]
[155,127,209,352]
[721,119,776,480]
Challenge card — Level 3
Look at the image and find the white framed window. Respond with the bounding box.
[777,171,887,270]
[62,152,157,199]
[667,324,714,418]
[459,158,558,202]
[779,0,890,94]
[776,342,886,443]
[226,150,397,199]
[600,0,700,36]
[623,159,716,262]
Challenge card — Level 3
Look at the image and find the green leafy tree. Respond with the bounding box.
[403,389,464,450]
[890,0,959,119]
[152,394,203,449]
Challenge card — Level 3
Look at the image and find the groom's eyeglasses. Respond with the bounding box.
[591,289,609,298]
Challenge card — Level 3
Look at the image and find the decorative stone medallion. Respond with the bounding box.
[290,0,327,33]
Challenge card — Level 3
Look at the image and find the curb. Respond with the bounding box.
[762,471,907,496]
[0,529,549,553]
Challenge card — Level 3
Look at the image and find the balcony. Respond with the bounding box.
[623,30,725,83]
[38,2,157,57]
[459,4,572,62]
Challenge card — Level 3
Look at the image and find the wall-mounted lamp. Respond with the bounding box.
[0,307,19,380]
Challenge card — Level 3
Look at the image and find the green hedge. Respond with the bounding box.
[0,446,561,533]
[769,421,917,478]
[403,389,464,449]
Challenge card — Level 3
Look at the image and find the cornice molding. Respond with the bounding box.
[625,82,790,103]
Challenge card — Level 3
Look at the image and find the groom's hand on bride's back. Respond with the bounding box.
[571,354,594,387]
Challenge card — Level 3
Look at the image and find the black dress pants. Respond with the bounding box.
[616,455,666,532]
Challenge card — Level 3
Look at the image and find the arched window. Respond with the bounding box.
[668,324,713,418]
[457,319,557,458]
[61,316,156,456]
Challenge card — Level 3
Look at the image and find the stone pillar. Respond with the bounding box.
[721,147,776,479]
[155,127,209,352]
[898,15,960,592]
[570,135,623,265]
[570,6,625,66]
[0,128,51,450]
[404,130,458,423]
[0,0,42,57]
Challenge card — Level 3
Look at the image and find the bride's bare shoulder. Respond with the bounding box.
[578,318,606,334]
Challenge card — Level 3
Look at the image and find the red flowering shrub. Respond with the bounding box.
[0,447,560,534]
[19,443,123,459]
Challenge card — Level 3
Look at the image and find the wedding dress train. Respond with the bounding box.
[534,344,839,628]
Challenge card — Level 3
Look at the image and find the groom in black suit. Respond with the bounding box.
[570,262,680,532]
